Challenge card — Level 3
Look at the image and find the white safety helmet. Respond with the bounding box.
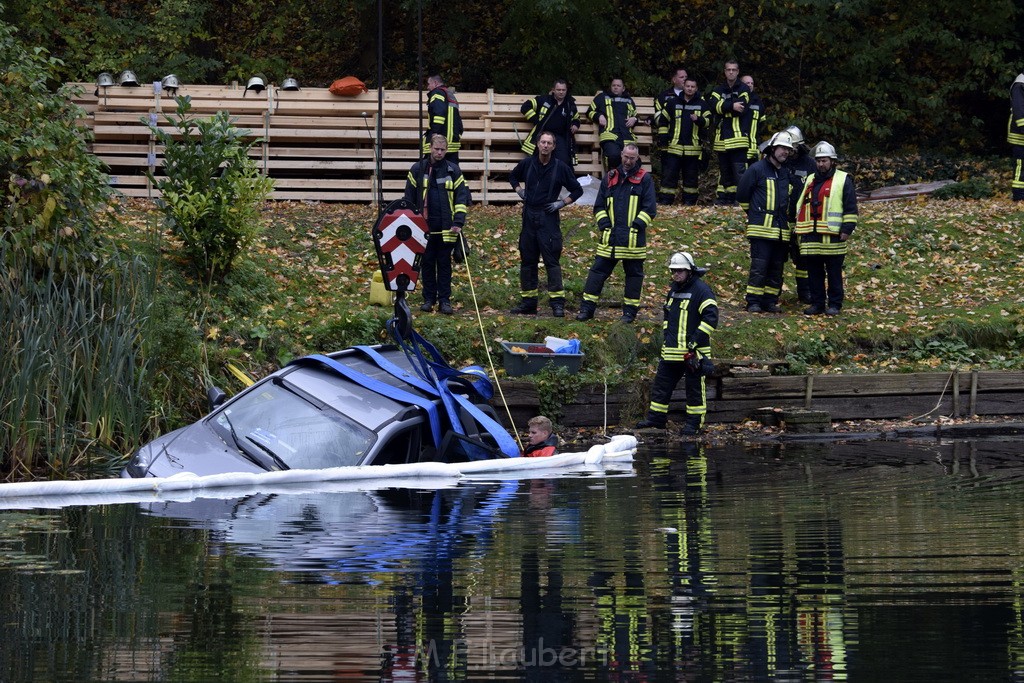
[783,125,805,146]
[768,130,795,151]
[813,141,838,159]
[668,251,696,271]
[161,74,180,91]
[96,72,115,88]
[281,77,300,91]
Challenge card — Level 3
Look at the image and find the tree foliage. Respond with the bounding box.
[0,14,111,273]
[2,0,1021,152]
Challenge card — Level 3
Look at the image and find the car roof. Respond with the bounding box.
[271,345,441,430]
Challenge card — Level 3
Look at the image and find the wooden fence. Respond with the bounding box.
[69,82,657,204]
[494,370,1024,429]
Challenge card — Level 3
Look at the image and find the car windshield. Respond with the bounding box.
[213,381,376,469]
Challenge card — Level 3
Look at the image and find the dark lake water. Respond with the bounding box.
[4,436,1024,682]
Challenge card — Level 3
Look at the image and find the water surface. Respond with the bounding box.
[3,437,1024,681]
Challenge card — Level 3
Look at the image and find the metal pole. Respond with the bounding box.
[376,0,385,215]
[417,0,424,153]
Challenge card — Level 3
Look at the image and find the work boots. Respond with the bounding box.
[575,301,596,321]
[679,417,703,436]
[510,298,538,315]
[550,300,565,318]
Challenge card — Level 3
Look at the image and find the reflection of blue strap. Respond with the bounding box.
[289,354,442,450]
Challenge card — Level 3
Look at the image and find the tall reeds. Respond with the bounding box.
[0,247,157,479]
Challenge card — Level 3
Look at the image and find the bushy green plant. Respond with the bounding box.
[0,19,110,274]
[147,97,274,281]
[932,177,996,200]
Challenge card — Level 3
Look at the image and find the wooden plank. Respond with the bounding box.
[720,372,972,400]
[864,180,955,202]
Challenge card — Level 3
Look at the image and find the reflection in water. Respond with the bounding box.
[4,438,1024,680]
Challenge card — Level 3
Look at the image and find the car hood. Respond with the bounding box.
[128,421,264,478]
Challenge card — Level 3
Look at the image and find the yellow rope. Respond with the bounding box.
[457,231,525,453]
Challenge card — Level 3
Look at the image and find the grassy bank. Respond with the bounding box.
[101,194,1024,429]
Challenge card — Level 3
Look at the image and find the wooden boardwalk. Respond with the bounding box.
[69,82,657,204]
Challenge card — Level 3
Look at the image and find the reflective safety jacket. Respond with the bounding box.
[708,80,752,152]
[737,158,793,241]
[593,166,656,259]
[743,92,765,159]
[520,93,580,160]
[660,273,718,362]
[1009,74,1024,147]
[794,169,858,256]
[523,434,558,457]
[422,86,464,154]
[403,157,470,242]
[655,92,709,156]
[587,90,638,145]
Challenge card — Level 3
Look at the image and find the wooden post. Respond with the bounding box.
[952,369,960,417]
[804,374,814,409]
[263,88,272,175]
[969,370,978,416]
[482,145,490,205]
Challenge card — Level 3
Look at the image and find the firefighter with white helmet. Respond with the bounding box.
[635,251,718,435]
[793,140,859,316]
[736,130,796,313]
[782,124,817,305]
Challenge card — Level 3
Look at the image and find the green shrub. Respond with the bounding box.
[147,97,274,281]
[932,177,996,200]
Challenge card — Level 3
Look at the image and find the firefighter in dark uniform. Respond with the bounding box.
[635,252,719,435]
[520,79,581,167]
[655,75,709,205]
[508,131,584,318]
[421,74,463,162]
[708,60,751,205]
[1010,72,1024,201]
[782,125,817,304]
[794,141,858,316]
[587,78,639,173]
[736,130,795,313]
[741,74,765,168]
[404,135,470,315]
[576,143,657,323]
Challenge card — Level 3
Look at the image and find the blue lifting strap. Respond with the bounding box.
[374,333,520,459]
[289,354,444,451]
[355,344,520,459]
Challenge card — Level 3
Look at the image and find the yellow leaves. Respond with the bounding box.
[206,326,221,340]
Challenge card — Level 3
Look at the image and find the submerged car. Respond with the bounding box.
[122,344,512,478]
